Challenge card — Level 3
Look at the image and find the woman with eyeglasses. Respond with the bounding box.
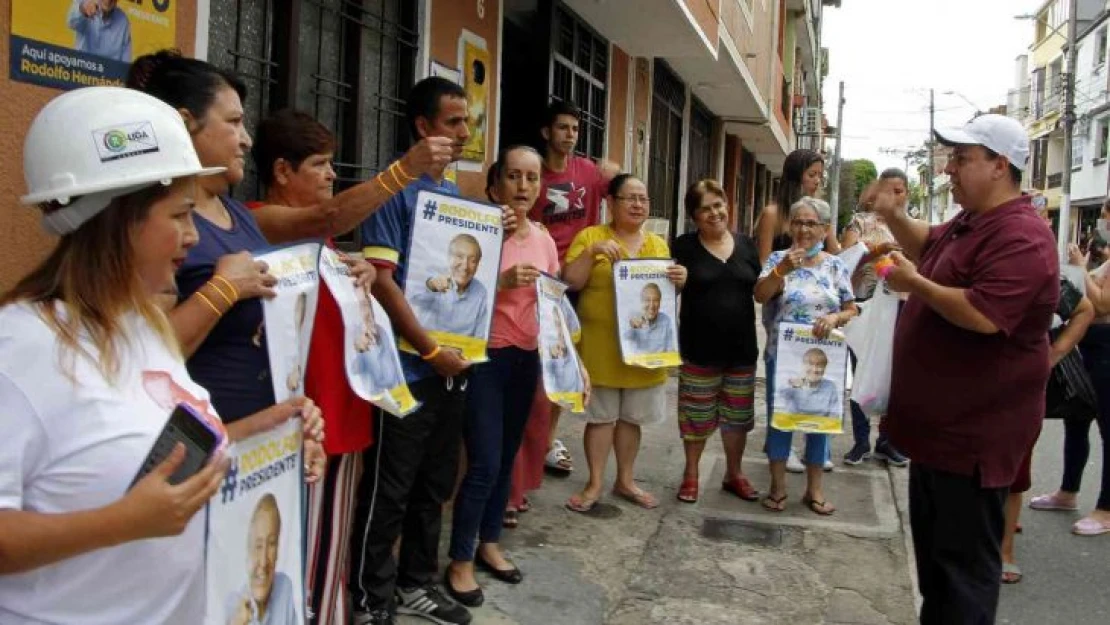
[754,197,858,515]
[561,174,687,513]
[755,149,840,473]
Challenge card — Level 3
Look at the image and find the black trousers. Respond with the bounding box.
[348,375,467,613]
[909,463,1008,625]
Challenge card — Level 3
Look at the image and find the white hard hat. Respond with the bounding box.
[21,86,225,235]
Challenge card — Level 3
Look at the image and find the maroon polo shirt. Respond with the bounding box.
[886,195,1059,488]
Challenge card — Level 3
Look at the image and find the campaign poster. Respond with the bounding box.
[772,322,849,434]
[317,248,418,417]
[206,418,305,625]
[10,0,177,91]
[458,30,489,164]
[401,190,502,362]
[258,243,321,403]
[536,273,586,413]
[613,259,680,368]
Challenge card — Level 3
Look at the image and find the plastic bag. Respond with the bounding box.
[843,282,899,416]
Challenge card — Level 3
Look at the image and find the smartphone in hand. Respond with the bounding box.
[130,403,225,488]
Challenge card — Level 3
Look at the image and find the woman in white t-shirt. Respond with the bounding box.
[0,87,233,624]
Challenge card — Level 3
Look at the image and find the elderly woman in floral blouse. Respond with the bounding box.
[754,197,858,515]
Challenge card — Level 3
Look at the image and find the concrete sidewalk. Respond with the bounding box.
[401,374,919,625]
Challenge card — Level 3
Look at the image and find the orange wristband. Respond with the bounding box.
[421,344,442,361]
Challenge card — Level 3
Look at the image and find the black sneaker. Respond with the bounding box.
[843,443,871,466]
[353,608,395,625]
[873,440,909,467]
[396,584,472,624]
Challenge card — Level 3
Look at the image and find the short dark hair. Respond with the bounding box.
[607,173,638,197]
[127,49,247,125]
[982,147,1024,186]
[544,100,581,128]
[406,77,467,141]
[252,109,337,186]
[879,167,909,186]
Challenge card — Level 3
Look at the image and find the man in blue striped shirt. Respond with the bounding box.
[67,1,132,62]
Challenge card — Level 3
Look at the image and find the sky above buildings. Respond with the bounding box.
[823,0,1046,172]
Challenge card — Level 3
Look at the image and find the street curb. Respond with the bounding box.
[887,464,923,617]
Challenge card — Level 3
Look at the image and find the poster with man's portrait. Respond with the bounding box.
[9,0,177,91]
[205,418,304,625]
[772,322,848,434]
[613,259,680,368]
[318,248,417,417]
[258,243,321,403]
[402,190,502,362]
[536,273,586,413]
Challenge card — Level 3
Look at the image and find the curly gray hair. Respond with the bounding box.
[788,196,833,225]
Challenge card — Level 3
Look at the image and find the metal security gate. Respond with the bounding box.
[648,59,685,236]
[549,3,608,160]
[687,97,714,186]
[207,0,418,201]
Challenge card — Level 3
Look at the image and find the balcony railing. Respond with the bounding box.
[1048,172,1064,188]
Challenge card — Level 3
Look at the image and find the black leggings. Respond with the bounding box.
[1061,324,1110,511]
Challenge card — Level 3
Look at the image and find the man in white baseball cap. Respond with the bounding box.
[866,113,1060,623]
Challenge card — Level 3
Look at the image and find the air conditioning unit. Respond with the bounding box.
[801,107,822,135]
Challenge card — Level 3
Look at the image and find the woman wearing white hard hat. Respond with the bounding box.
[0,86,228,623]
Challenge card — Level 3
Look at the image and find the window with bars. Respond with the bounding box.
[648,60,685,222]
[687,98,714,185]
[550,4,608,159]
[207,0,418,203]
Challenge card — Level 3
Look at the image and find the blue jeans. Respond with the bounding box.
[764,353,830,465]
[449,347,539,561]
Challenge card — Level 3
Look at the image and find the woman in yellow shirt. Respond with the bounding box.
[562,174,687,512]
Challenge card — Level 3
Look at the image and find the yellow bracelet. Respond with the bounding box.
[375,172,400,196]
[386,162,406,189]
[211,274,239,301]
[392,160,418,182]
[772,265,784,278]
[195,291,224,317]
[421,344,442,361]
[206,281,235,308]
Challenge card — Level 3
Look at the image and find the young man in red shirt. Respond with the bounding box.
[527,101,618,476]
[877,114,1058,625]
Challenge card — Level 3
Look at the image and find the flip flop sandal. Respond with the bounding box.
[613,488,659,509]
[722,476,760,502]
[1072,516,1110,536]
[1029,494,1079,511]
[801,494,836,516]
[761,493,787,512]
[502,509,519,529]
[518,496,532,513]
[677,477,699,503]
[1001,562,1023,584]
[565,493,599,513]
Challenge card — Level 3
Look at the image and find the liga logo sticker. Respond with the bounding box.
[92,121,160,162]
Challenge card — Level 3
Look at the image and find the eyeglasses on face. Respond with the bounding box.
[615,195,651,205]
[790,219,823,230]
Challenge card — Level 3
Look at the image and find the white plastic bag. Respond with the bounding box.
[843,283,899,416]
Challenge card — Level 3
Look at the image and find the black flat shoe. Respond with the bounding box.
[476,555,523,584]
[442,570,484,607]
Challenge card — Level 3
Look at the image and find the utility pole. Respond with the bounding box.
[828,81,846,218]
[927,88,935,223]
[1060,0,1080,261]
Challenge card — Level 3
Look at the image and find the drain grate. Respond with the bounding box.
[701,518,785,547]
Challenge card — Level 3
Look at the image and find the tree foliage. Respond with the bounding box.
[833,158,878,231]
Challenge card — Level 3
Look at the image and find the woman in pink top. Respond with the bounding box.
[445,146,561,606]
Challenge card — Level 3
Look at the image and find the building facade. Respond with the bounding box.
[0,0,837,289]
[1009,0,1104,238]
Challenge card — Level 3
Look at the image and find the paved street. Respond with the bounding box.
[997,419,1110,624]
[397,374,918,625]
